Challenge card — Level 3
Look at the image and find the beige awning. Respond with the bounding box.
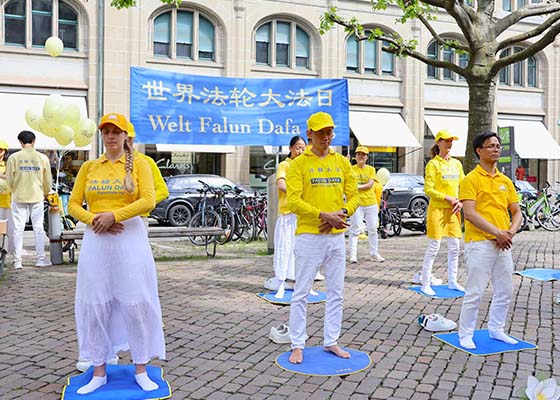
[0,92,90,151]
[498,119,560,159]
[424,115,468,157]
[350,111,421,148]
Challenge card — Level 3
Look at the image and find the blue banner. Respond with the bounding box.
[130,67,349,146]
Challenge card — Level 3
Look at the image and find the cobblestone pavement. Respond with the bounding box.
[1,229,559,399]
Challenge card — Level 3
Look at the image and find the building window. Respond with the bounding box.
[153,8,215,61]
[345,33,396,77]
[504,0,537,10]
[426,41,469,82]
[3,0,78,50]
[255,20,310,69]
[498,47,538,88]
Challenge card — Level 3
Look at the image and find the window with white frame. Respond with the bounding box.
[3,0,78,50]
[153,8,215,61]
[503,0,539,11]
[498,47,538,88]
[426,41,468,81]
[345,34,395,76]
[255,20,310,69]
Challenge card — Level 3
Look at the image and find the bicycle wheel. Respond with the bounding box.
[188,209,222,246]
[216,207,235,245]
[537,205,560,231]
[386,205,402,237]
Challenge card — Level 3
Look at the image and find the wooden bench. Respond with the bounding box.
[60,226,226,259]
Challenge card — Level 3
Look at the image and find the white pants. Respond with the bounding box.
[421,237,461,285]
[0,207,14,254]
[289,233,346,349]
[458,240,514,340]
[348,204,379,260]
[272,213,296,284]
[12,201,47,264]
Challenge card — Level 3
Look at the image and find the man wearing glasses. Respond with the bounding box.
[458,131,522,349]
[286,111,359,364]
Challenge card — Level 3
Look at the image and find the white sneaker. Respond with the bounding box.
[371,254,385,262]
[36,260,52,267]
[269,324,291,344]
[349,258,357,264]
[556,293,560,305]
[314,272,325,281]
[263,277,279,291]
[14,262,22,270]
[448,281,465,291]
[418,314,457,332]
[412,272,442,285]
[76,355,119,372]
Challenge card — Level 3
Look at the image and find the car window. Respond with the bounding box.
[167,177,193,190]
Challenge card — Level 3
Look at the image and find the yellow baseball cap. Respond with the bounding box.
[307,112,335,131]
[435,129,459,142]
[0,139,8,150]
[98,113,129,132]
[355,145,369,155]
[127,121,136,138]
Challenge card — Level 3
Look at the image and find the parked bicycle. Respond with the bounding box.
[188,181,222,246]
[378,189,402,238]
[518,182,560,232]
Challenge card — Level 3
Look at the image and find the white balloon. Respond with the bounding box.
[56,125,74,146]
[62,104,82,129]
[377,168,391,186]
[45,36,64,57]
[25,105,43,131]
[38,118,58,138]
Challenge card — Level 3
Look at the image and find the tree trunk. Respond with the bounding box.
[464,78,497,172]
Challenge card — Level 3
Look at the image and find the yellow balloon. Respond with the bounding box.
[376,168,391,186]
[25,105,43,131]
[76,118,97,140]
[43,94,64,125]
[73,133,92,147]
[38,118,58,138]
[62,104,82,129]
[45,36,64,57]
[56,125,74,146]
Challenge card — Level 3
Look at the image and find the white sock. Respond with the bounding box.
[275,282,285,299]
[135,372,158,391]
[459,337,476,349]
[77,375,107,394]
[448,281,465,291]
[421,285,436,296]
[489,331,518,344]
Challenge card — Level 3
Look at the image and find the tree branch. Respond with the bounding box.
[443,0,477,47]
[495,4,560,36]
[419,0,447,9]
[417,14,470,50]
[497,12,560,50]
[491,21,560,74]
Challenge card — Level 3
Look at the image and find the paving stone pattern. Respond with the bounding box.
[0,230,559,399]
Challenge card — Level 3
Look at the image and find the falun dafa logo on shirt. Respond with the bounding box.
[499,184,507,191]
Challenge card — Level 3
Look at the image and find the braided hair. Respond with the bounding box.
[123,138,135,193]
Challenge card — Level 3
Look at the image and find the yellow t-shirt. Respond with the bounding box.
[0,161,11,209]
[352,164,377,207]
[6,147,52,203]
[69,153,155,225]
[424,155,465,209]
[276,157,292,215]
[134,152,169,217]
[459,165,518,243]
[287,147,359,235]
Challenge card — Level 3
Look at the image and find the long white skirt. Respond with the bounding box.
[273,213,297,282]
[75,216,165,366]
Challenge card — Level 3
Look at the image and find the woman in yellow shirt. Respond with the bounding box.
[265,135,306,299]
[69,113,165,394]
[419,130,465,296]
[0,139,13,254]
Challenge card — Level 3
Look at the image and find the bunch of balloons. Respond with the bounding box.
[24,94,96,148]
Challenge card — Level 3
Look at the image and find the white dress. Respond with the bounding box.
[75,216,165,366]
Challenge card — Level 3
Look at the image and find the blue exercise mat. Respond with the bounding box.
[514,268,560,281]
[61,365,172,400]
[257,289,327,305]
[433,329,537,356]
[407,285,465,299]
[275,346,372,376]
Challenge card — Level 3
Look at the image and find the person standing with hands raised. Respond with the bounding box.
[286,111,359,364]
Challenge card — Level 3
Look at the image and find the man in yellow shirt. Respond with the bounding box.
[348,146,384,264]
[6,131,52,269]
[126,122,169,230]
[286,111,359,364]
[458,131,522,350]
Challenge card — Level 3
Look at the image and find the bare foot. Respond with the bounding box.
[289,348,303,364]
[324,345,351,358]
